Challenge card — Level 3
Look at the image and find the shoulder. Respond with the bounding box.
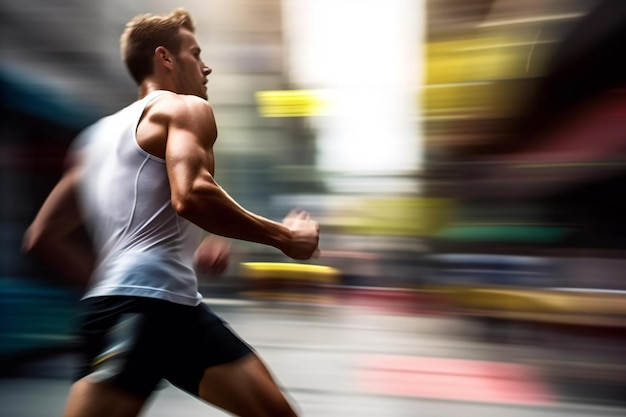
[147,93,217,146]
[150,92,215,123]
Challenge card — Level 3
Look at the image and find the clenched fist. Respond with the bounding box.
[279,209,320,260]
[194,234,231,277]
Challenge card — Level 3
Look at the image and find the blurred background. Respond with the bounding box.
[2,0,626,415]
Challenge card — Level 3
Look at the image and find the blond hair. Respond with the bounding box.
[120,8,196,84]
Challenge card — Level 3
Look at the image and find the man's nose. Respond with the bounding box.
[203,65,212,76]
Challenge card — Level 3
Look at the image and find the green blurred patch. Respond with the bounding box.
[438,224,574,244]
[0,278,79,357]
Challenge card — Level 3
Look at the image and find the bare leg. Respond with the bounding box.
[198,353,298,417]
[61,378,147,417]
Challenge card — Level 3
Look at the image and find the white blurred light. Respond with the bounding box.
[284,0,424,178]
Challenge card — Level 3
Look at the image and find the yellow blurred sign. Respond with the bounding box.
[332,197,455,237]
[255,89,332,117]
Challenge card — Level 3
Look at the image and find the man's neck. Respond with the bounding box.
[138,80,171,99]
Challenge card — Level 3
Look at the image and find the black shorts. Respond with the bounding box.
[74,296,253,398]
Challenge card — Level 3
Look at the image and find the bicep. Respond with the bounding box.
[165,99,219,203]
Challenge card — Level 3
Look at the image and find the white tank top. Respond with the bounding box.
[75,91,203,306]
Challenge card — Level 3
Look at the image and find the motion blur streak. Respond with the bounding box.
[2,0,626,415]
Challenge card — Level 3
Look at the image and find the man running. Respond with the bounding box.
[23,8,318,417]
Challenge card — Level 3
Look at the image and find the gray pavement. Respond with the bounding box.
[1,298,624,416]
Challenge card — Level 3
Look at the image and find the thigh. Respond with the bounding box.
[165,304,297,416]
[165,303,252,395]
[198,353,298,417]
[62,378,146,417]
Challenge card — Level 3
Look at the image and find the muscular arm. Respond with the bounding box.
[22,167,94,288]
[165,96,309,256]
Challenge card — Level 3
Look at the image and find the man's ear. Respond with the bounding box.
[155,46,173,69]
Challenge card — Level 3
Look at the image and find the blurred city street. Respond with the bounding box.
[3,0,626,415]
[1,295,625,417]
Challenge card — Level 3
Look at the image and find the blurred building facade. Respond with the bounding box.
[422,0,626,269]
[421,2,626,394]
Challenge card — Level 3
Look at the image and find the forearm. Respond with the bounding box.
[175,183,292,250]
[22,167,93,288]
[23,228,94,289]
